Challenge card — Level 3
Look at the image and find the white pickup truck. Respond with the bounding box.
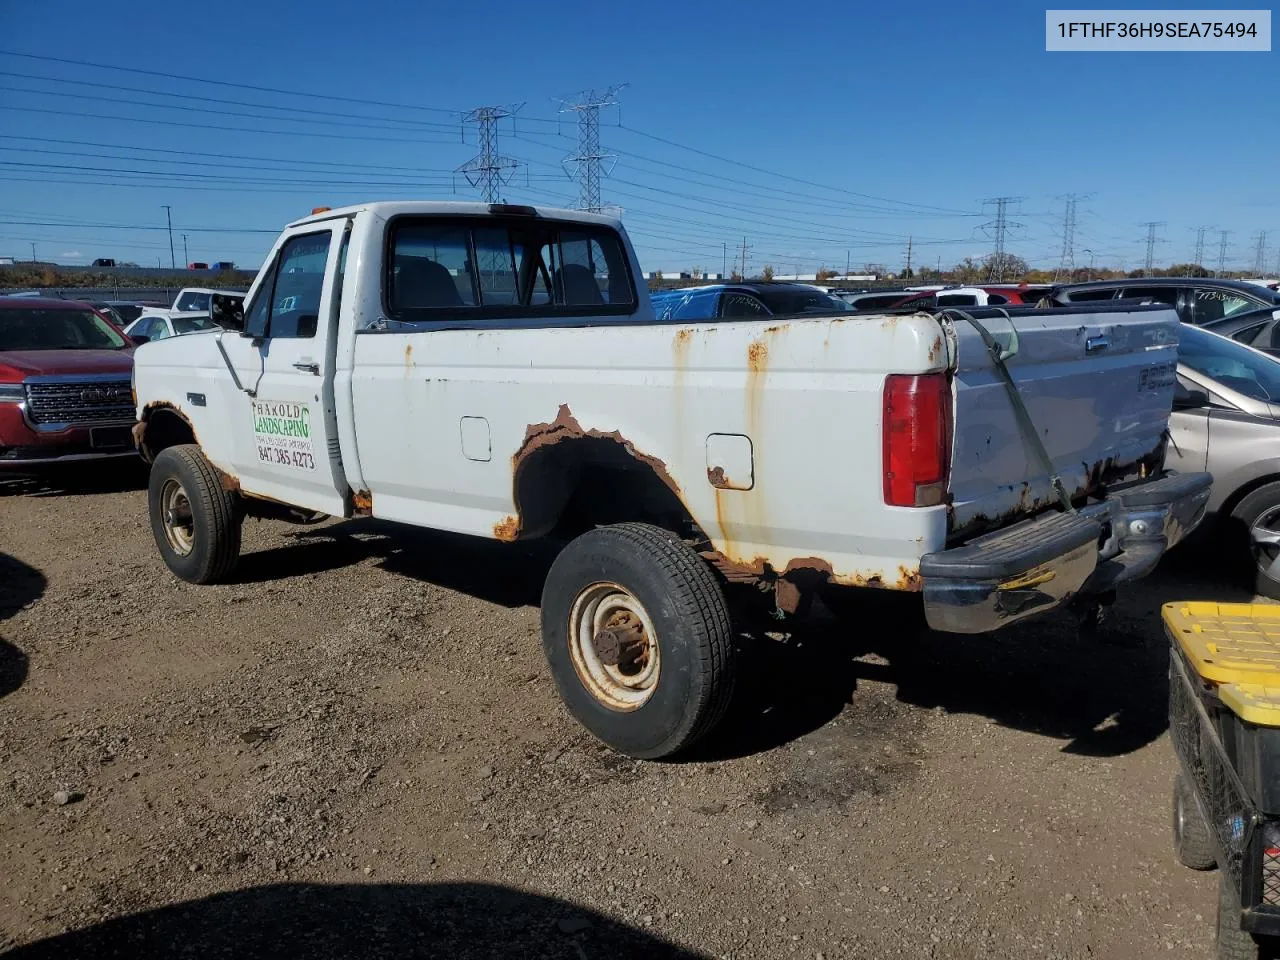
[131,201,1212,758]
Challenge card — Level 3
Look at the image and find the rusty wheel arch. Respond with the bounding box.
[133,402,198,463]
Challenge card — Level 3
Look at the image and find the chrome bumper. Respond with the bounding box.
[920,471,1213,634]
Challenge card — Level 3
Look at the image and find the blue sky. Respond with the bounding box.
[0,0,1276,274]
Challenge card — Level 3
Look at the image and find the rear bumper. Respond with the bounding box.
[920,471,1213,634]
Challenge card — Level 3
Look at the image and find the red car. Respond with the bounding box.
[0,297,139,474]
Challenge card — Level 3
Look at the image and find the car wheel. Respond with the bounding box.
[1230,482,1280,600]
[147,444,242,584]
[540,523,735,759]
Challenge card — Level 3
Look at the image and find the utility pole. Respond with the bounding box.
[29,241,36,262]
[1082,248,1096,280]
[162,205,175,269]
[1191,226,1210,276]
[981,197,1024,281]
[737,237,749,279]
[182,234,189,267]
[557,85,625,213]
[457,105,523,203]
[904,236,913,279]
[1253,231,1269,276]
[845,250,850,278]
[1055,195,1080,282]
[722,242,726,279]
[1217,230,1231,277]
[1140,221,1166,277]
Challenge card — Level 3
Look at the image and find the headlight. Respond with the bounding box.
[0,383,24,403]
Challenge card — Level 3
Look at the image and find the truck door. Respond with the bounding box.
[217,219,349,515]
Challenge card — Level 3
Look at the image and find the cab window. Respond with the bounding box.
[244,232,331,339]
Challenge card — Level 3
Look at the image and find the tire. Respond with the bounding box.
[540,522,735,759]
[1173,771,1217,870]
[1216,873,1277,960]
[1230,481,1280,600]
[147,444,242,584]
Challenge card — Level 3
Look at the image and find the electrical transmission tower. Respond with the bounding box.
[1190,226,1210,275]
[1140,221,1166,276]
[456,105,523,204]
[1054,195,1080,282]
[1216,230,1232,277]
[981,197,1024,281]
[557,85,626,213]
[1253,231,1270,276]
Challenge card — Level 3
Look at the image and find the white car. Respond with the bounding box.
[124,312,218,342]
[130,200,1211,758]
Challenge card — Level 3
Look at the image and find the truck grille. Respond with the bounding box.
[24,379,134,426]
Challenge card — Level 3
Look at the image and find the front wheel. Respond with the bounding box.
[147,444,242,584]
[540,523,736,759]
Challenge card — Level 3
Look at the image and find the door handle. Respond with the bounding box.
[292,361,320,375]
[1086,336,1109,353]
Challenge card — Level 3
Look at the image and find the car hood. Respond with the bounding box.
[0,349,134,379]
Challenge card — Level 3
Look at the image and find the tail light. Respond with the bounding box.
[883,373,952,507]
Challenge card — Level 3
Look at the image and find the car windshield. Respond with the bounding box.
[756,288,854,314]
[175,291,211,312]
[172,316,216,335]
[0,308,129,350]
[1180,324,1280,403]
[111,304,144,324]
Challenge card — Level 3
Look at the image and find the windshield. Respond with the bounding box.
[175,291,212,312]
[172,316,216,335]
[0,308,129,351]
[756,288,854,314]
[1180,324,1280,403]
[111,304,144,324]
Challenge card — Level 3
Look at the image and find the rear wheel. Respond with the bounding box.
[147,444,241,584]
[1231,482,1280,600]
[540,523,735,759]
[1172,771,1217,870]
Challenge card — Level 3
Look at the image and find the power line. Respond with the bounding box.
[1217,230,1232,277]
[457,105,523,204]
[0,49,470,117]
[557,85,625,213]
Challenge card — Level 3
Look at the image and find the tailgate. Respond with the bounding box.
[947,304,1180,535]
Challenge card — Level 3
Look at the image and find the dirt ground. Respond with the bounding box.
[0,468,1258,959]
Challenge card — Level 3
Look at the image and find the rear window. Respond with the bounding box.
[755,288,852,315]
[175,291,211,312]
[0,308,129,351]
[172,316,216,335]
[384,217,636,325]
[1064,289,1118,302]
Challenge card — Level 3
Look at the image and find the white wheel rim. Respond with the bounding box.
[160,478,195,556]
[568,582,661,711]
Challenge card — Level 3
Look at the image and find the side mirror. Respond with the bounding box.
[210,293,244,332]
[129,334,150,346]
[1173,382,1211,409]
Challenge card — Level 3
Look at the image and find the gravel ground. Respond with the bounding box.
[0,468,1257,959]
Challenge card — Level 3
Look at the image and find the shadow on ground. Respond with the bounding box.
[701,541,1254,762]
[226,515,1252,762]
[0,460,147,498]
[0,552,44,700]
[2,882,706,960]
[234,519,556,608]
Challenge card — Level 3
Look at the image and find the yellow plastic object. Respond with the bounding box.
[1161,601,1280,686]
[1219,683,1280,727]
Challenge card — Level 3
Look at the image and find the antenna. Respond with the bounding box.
[456,105,524,204]
[557,85,626,214]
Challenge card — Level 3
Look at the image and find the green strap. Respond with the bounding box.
[942,308,1076,515]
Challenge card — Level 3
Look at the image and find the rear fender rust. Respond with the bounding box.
[351,489,373,514]
[701,549,923,596]
[505,403,688,540]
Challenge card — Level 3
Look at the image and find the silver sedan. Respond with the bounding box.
[1168,323,1280,597]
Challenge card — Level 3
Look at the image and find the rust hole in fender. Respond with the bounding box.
[707,466,729,489]
[352,489,373,513]
[493,515,520,542]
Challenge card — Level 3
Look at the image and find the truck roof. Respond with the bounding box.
[286,200,624,230]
